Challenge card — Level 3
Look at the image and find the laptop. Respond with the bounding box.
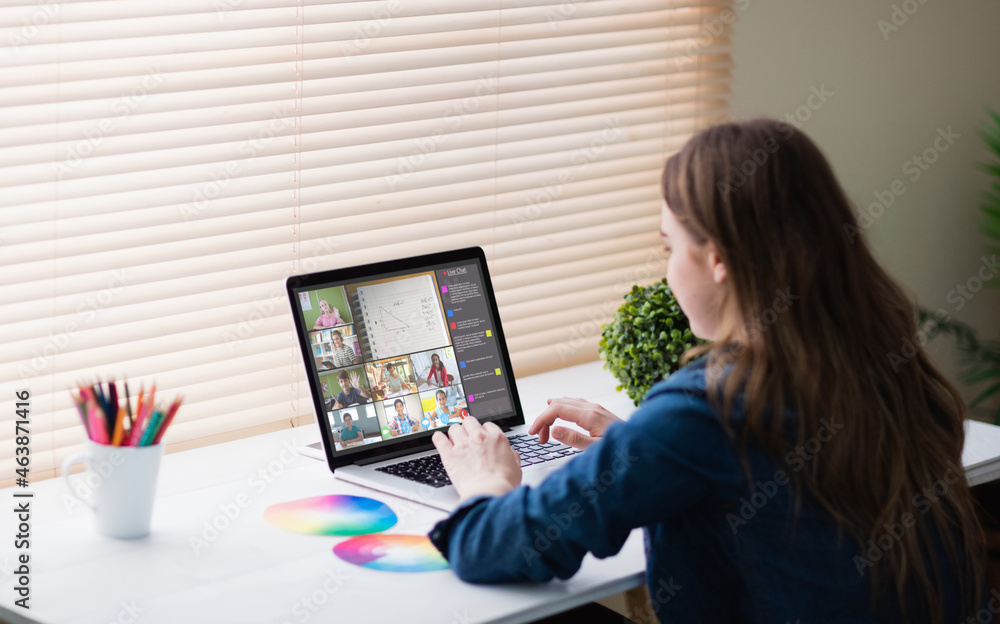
[286,246,581,512]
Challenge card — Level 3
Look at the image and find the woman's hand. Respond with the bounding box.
[432,417,522,501]
[528,398,624,449]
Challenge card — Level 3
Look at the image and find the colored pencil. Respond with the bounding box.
[92,382,112,441]
[108,381,118,441]
[72,380,181,446]
[138,410,163,446]
[124,380,134,431]
[87,403,106,444]
[128,399,149,447]
[111,407,126,446]
[152,397,182,445]
[129,386,146,446]
[73,394,90,438]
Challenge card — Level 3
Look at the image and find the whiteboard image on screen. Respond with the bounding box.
[355,275,450,359]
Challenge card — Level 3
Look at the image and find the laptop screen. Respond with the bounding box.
[288,249,518,459]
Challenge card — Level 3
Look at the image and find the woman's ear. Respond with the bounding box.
[708,243,727,284]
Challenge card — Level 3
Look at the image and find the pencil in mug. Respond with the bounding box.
[137,411,158,446]
[107,381,118,442]
[127,385,151,447]
[137,385,157,445]
[75,380,181,446]
[111,407,126,446]
[77,387,99,444]
[91,382,110,438]
[72,393,90,439]
[151,397,183,445]
[89,401,107,445]
[124,379,134,432]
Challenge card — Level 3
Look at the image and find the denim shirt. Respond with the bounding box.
[428,358,976,623]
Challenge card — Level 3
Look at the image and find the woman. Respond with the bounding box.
[427,119,985,623]
[425,353,450,387]
[312,299,345,329]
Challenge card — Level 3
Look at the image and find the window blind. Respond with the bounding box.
[0,0,732,483]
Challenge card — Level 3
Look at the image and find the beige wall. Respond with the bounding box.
[730,0,1000,417]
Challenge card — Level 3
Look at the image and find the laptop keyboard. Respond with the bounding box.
[374,434,581,488]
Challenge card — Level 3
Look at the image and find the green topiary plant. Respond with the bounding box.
[598,278,699,406]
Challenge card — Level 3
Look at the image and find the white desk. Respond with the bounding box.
[0,361,641,624]
[3,360,1000,624]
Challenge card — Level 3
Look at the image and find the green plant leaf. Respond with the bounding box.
[963,368,1000,385]
[970,381,1000,407]
[597,278,701,406]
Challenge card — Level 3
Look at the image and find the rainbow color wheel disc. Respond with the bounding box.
[333,534,450,572]
[264,495,397,536]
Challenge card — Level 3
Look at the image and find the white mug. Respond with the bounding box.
[61,439,163,539]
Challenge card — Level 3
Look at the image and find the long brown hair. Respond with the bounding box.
[662,118,984,621]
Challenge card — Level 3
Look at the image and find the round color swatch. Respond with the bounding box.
[333,534,450,573]
[264,495,397,536]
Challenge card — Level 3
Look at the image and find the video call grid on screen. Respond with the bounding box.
[293,259,516,456]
